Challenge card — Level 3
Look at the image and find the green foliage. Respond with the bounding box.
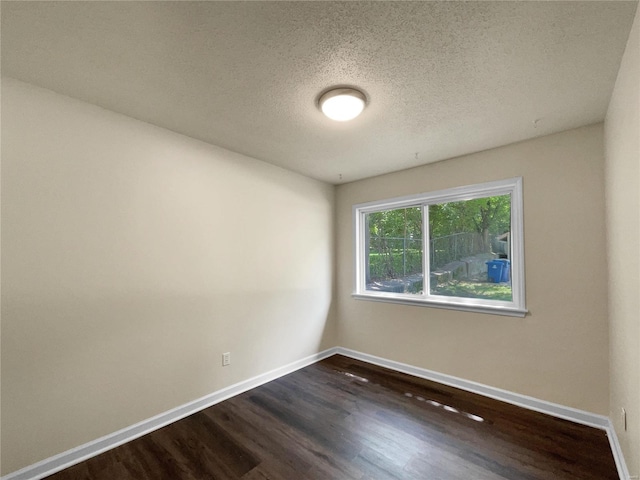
[368,247,422,281]
[429,194,510,252]
[368,206,422,239]
[367,207,423,280]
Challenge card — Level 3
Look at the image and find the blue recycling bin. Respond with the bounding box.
[495,259,510,282]
[486,260,504,283]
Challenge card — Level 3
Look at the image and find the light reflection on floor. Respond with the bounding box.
[405,391,484,422]
[338,369,484,424]
[343,372,370,383]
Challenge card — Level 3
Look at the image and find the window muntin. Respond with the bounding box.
[353,178,526,316]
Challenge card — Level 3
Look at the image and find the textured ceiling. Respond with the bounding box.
[2,1,637,184]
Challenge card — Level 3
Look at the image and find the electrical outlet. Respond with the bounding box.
[222,352,231,367]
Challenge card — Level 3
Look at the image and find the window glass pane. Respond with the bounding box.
[365,207,423,294]
[429,194,512,301]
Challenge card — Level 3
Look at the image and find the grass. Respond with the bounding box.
[432,280,512,301]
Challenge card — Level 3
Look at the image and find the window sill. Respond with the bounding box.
[352,293,528,317]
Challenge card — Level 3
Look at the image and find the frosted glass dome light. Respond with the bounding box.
[319,88,366,122]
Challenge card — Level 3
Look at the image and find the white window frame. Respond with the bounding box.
[352,177,527,317]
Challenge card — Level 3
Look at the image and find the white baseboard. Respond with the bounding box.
[4,345,631,480]
[2,347,339,480]
[336,347,631,480]
[606,422,633,480]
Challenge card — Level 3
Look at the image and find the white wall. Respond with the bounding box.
[336,124,609,415]
[0,78,336,475]
[605,4,640,477]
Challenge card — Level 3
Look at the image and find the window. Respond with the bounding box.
[353,178,526,316]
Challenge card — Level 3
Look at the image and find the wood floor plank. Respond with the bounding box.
[44,355,618,480]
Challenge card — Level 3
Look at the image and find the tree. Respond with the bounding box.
[429,194,510,253]
[368,206,422,239]
[368,207,422,279]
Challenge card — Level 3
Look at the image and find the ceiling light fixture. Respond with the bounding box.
[318,87,366,122]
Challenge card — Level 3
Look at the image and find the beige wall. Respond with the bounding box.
[0,78,336,475]
[605,4,640,477]
[336,124,609,415]
[4,36,638,474]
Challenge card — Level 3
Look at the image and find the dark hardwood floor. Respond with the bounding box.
[45,355,618,479]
